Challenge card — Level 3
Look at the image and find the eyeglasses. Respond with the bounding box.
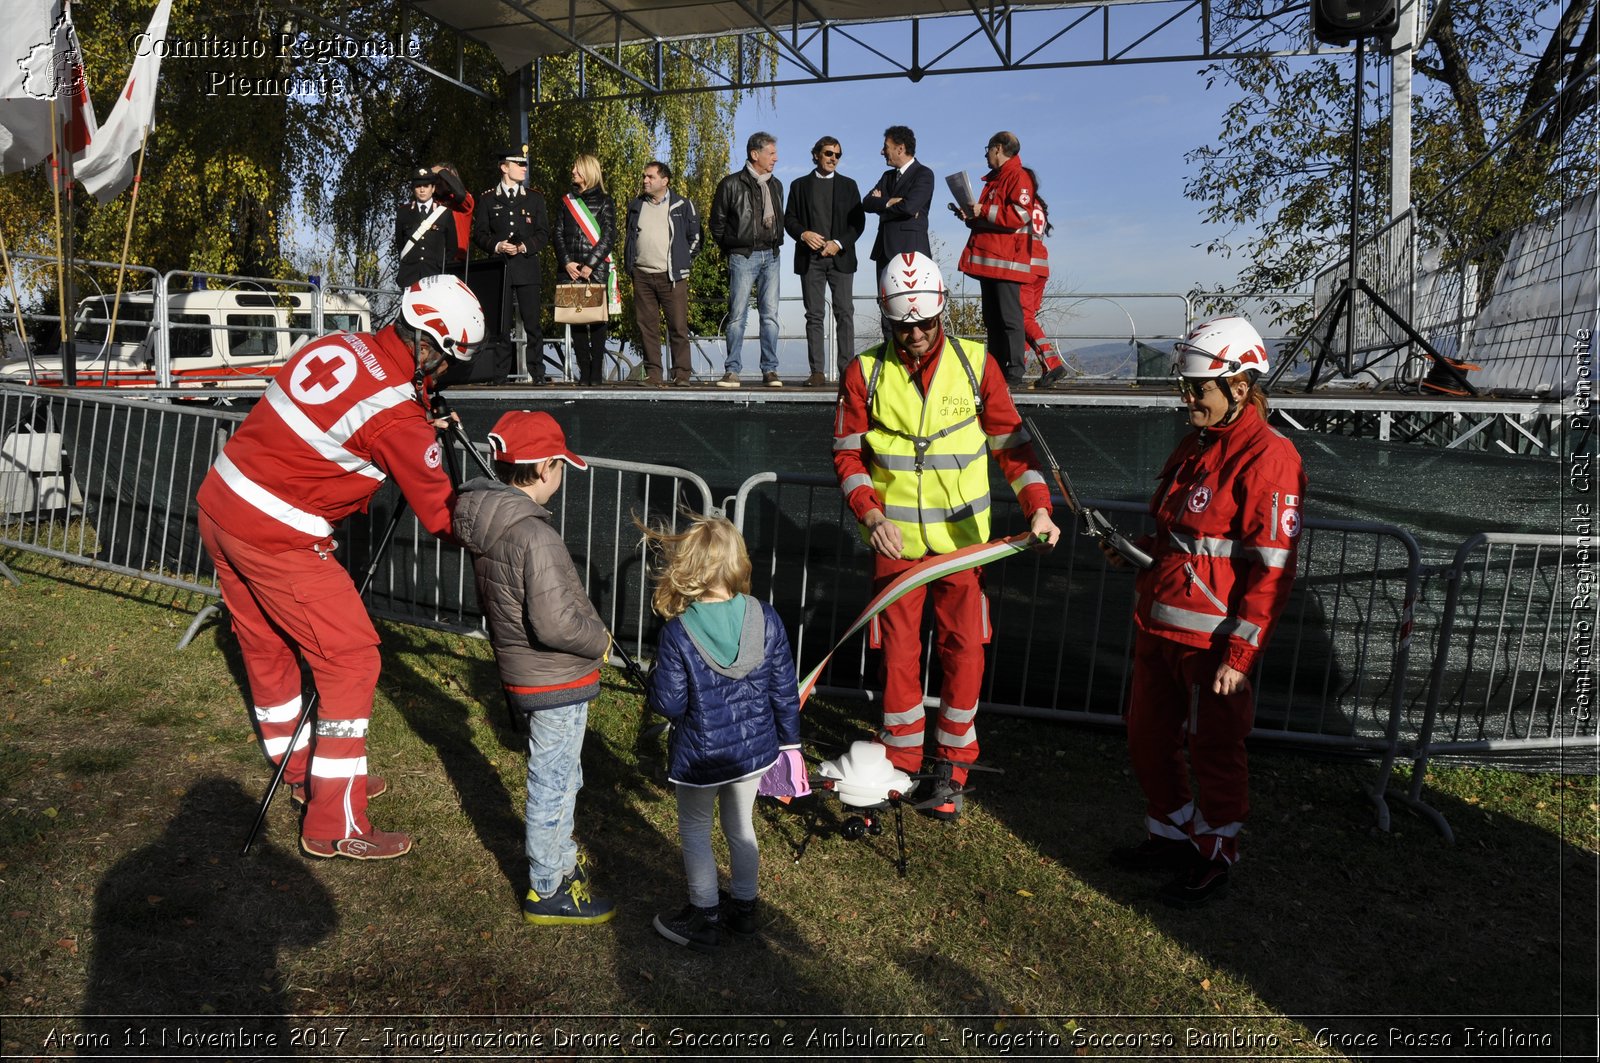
[820,149,841,159]
[1176,377,1218,399]
[890,315,941,334]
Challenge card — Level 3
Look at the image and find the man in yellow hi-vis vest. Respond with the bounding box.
[832,252,1060,820]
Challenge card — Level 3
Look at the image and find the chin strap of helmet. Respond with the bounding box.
[1216,369,1259,428]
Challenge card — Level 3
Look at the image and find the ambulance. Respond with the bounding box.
[0,287,376,388]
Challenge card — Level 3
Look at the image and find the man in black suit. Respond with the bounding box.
[863,125,933,271]
[472,149,550,383]
[395,167,458,287]
[784,136,866,385]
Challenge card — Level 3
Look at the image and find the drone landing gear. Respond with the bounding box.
[793,786,912,878]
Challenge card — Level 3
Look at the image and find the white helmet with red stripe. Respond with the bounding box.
[401,275,483,361]
[878,252,947,324]
[1173,315,1269,379]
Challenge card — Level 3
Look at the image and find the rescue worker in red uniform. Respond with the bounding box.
[1105,316,1306,907]
[197,276,485,860]
[833,252,1060,820]
[1019,167,1067,389]
[955,131,1037,387]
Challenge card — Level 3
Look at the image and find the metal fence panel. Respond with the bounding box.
[730,471,1419,831]
[1404,532,1600,840]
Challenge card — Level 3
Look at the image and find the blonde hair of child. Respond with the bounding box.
[639,514,752,620]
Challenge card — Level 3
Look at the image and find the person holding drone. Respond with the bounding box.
[831,251,1060,822]
[197,275,484,861]
[1103,315,1306,908]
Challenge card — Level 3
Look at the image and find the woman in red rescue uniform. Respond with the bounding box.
[1105,316,1306,909]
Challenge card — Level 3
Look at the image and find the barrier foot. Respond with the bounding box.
[0,556,19,587]
[179,602,221,650]
[1390,790,1455,844]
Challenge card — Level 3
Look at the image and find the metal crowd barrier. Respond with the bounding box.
[1399,532,1599,842]
[0,384,231,597]
[2,384,1585,842]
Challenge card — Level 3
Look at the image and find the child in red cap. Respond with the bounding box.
[453,410,615,925]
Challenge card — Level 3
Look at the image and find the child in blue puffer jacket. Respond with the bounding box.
[643,514,801,952]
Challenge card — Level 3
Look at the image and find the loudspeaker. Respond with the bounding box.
[1312,0,1398,44]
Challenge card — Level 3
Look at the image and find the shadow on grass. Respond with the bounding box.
[81,778,336,1052]
[381,625,528,904]
[968,714,1600,1056]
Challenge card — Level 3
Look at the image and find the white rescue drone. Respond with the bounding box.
[790,740,996,877]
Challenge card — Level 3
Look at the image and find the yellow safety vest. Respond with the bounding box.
[859,336,991,560]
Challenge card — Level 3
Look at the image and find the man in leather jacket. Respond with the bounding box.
[709,132,784,388]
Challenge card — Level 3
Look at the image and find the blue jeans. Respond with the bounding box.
[522,699,588,896]
[725,249,780,374]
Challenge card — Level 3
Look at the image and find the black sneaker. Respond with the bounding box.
[523,875,615,925]
[1157,858,1231,909]
[653,904,723,952]
[719,890,759,937]
[1035,365,1068,389]
[1109,837,1197,873]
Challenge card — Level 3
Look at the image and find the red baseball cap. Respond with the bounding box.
[486,411,587,470]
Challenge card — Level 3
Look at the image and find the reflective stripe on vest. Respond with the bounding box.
[860,336,991,560]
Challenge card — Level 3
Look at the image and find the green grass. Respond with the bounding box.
[0,551,1596,1060]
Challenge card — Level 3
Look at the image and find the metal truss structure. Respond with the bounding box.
[393,0,1337,105]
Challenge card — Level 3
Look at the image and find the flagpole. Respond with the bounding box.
[104,128,151,386]
[0,221,32,352]
[49,95,67,350]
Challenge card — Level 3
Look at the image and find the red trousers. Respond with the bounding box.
[1020,274,1063,370]
[1125,631,1252,863]
[199,511,382,841]
[869,554,988,784]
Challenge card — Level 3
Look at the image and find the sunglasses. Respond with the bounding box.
[820,149,841,159]
[1176,377,1218,399]
[890,315,941,334]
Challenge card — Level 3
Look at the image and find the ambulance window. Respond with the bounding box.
[226,314,277,359]
[289,314,314,346]
[326,314,361,333]
[76,301,151,344]
[169,313,211,359]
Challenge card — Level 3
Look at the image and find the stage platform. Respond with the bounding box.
[440,378,1568,456]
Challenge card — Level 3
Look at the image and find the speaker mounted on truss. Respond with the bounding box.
[1312,0,1399,45]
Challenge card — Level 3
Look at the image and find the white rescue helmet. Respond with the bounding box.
[878,252,947,324]
[1173,315,1269,379]
[401,275,484,361]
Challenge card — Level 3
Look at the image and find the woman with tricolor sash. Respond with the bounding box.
[554,153,620,386]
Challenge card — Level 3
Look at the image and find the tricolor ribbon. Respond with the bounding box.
[796,531,1041,709]
[563,193,621,314]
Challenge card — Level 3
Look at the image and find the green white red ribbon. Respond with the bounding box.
[563,193,620,314]
[796,531,1041,708]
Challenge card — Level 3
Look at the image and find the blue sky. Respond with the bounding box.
[735,58,1254,340]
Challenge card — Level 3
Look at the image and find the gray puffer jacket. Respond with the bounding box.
[453,477,610,706]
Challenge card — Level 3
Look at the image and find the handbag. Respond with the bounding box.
[553,282,606,325]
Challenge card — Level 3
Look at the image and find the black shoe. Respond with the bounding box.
[719,890,759,937]
[523,875,615,925]
[653,904,722,952]
[1158,858,1230,909]
[1035,365,1068,389]
[1109,837,1197,873]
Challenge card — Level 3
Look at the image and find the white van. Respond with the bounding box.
[0,288,376,388]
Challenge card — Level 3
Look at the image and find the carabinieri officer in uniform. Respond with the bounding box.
[473,148,550,383]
